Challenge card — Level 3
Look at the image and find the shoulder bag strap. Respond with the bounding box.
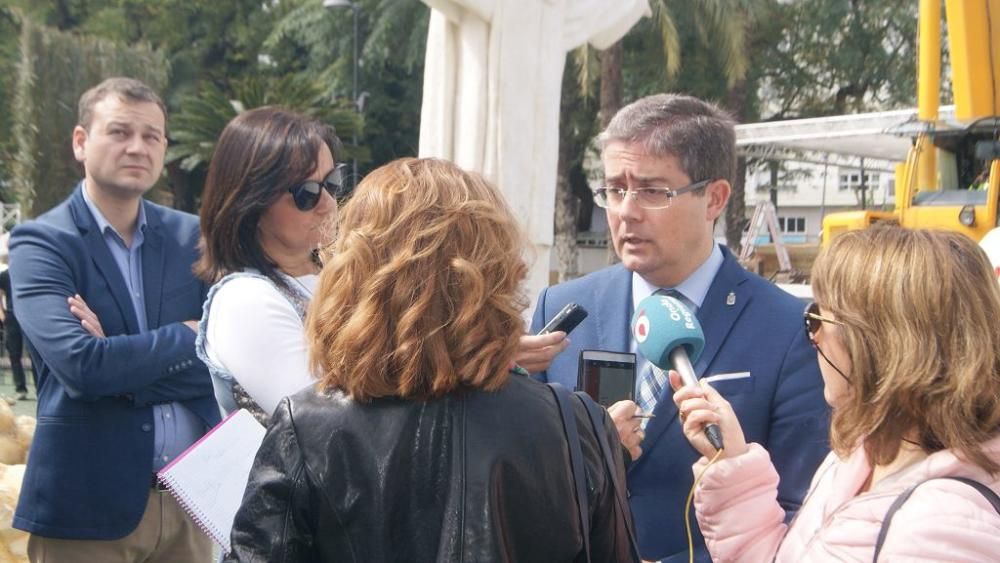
[577,394,642,563]
[873,476,1000,562]
[547,382,591,563]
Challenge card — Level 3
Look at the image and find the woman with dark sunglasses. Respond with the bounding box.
[670,226,1000,561]
[194,106,343,422]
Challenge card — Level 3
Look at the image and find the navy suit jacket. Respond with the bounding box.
[530,247,830,562]
[9,185,220,540]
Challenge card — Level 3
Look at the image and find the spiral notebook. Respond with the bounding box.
[157,408,266,553]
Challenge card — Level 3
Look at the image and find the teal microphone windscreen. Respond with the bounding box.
[631,294,705,370]
[631,293,724,451]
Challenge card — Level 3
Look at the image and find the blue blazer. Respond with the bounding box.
[530,248,830,563]
[9,185,220,540]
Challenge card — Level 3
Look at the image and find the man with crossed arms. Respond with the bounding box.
[10,77,218,562]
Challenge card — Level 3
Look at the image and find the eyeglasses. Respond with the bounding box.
[803,301,844,342]
[592,179,712,210]
[288,164,347,211]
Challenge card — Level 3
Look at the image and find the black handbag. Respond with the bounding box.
[547,382,642,563]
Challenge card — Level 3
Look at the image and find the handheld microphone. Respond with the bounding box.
[631,294,724,451]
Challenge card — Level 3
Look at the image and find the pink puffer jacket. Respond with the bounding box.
[692,436,1000,562]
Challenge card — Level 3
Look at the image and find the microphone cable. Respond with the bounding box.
[684,447,725,563]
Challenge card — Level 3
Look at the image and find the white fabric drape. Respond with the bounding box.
[419,0,650,307]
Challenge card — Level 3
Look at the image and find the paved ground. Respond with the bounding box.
[0,361,38,417]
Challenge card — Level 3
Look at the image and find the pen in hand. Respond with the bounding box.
[632,412,656,419]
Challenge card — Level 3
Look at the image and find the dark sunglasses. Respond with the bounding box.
[803,302,844,341]
[803,301,851,382]
[288,164,347,211]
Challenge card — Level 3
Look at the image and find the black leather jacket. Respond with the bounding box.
[226,373,636,562]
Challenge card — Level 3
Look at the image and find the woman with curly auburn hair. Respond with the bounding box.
[226,158,638,563]
[672,226,1000,562]
[308,155,529,399]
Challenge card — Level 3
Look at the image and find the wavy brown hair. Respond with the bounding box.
[812,226,1000,473]
[307,158,529,400]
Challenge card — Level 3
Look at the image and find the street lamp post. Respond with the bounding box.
[323,0,360,190]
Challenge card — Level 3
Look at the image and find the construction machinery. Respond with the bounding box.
[821,0,1000,243]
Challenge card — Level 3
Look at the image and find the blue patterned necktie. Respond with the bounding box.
[635,288,680,421]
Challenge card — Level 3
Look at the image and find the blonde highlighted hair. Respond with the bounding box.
[812,226,1000,473]
[306,158,529,401]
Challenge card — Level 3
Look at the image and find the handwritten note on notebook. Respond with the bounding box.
[157,408,266,553]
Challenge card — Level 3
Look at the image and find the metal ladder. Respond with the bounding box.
[738,200,793,274]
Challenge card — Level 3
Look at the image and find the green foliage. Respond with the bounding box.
[354,0,429,175]
[758,0,919,118]
[0,0,429,214]
[263,1,341,79]
[262,0,430,177]
[167,76,363,175]
[165,85,238,174]
[24,0,266,97]
[363,0,429,73]
[0,8,20,203]
[10,18,168,217]
[614,0,769,114]
[167,0,429,190]
[650,1,681,82]
[357,58,425,176]
[621,0,757,97]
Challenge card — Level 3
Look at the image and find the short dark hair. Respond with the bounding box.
[194,106,341,289]
[598,93,736,187]
[78,77,167,130]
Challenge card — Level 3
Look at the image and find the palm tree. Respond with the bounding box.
[553,0,762,279]
[261,0,429,180]
[165,75,362,211]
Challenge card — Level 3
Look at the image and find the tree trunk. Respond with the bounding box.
[726,157,749,252]
[554,141,580,282]
[599,41,623,129]
[165,162,196,212]
[600,40,623,265]
[553,56,584,282]
[723,78,750,253]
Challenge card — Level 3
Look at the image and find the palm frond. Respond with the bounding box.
[653,0,682,80]
[692,0,758,86]
[571,45,600,100]
[168,74,362,172]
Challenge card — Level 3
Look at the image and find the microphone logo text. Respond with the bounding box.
[660,296,696,330]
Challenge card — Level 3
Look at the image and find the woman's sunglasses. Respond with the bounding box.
[803,301,851,381]
[288,164,348,211]
[803,301,844,342]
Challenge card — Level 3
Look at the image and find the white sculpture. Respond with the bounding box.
[419,0,650,306]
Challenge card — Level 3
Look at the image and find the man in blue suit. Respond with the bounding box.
[9,77,219,561]
[526,94,829,562]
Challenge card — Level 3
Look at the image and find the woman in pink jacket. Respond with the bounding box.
[673,226,1000,562]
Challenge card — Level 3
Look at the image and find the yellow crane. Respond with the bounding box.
[822,0,1000,243]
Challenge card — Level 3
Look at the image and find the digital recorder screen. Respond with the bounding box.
[578,351,636,407]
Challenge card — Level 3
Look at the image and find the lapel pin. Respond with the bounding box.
[726,292,736,306]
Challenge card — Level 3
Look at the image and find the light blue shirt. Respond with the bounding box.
[630,243,725,392]
[81,186,204,471]
[630,242,724,316]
